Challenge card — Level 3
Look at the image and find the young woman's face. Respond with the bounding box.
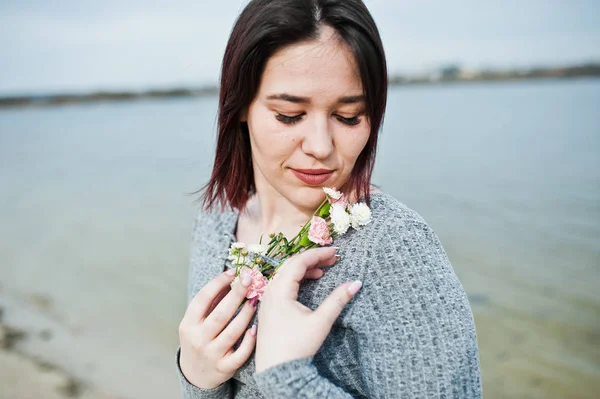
[245,25,371,211]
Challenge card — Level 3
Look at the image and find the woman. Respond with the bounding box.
[177,0,482,397]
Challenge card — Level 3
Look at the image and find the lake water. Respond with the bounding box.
[1,79,598,398]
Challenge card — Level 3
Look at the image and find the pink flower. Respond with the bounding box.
[240,266,269,301]
[308,216,333,246]
[323,187,348,208]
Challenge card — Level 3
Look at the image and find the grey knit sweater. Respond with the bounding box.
[176,192,482,398]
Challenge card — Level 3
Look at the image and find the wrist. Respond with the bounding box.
[179,348,223,390]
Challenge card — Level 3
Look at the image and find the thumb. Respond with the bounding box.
[313,280,363,327]
[278,246,339,285]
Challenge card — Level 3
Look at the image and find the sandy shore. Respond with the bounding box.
[0,295,125,399]
[2,286,597,399]
[0,350,119,399]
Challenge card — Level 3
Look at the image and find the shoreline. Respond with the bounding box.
[1,63,599,109]
[0,294,124,399]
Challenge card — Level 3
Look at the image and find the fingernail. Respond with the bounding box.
[335,254,341,260]
[347,280,362,295]
[226,268,236,276]
[242,273,252,287]
[331,246,340,251]
[250,324,257,336]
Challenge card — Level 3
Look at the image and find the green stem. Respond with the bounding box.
[286,198,328,248]
[265,196,330,272]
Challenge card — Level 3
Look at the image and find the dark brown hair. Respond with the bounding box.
[202,0,388,211]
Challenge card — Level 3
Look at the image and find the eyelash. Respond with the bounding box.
[275,113,303,125]
[275,113,362,126]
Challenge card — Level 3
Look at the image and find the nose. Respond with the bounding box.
[300,114,334,160]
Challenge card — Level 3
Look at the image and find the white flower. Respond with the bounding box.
[349,203,372,228]
[231,255,249,267]
[329,203,350,235]
[228,242,248,261]
[323,187,342,200]
[248,244,267,255]
[228,242,249,266]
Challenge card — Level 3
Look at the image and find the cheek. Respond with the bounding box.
[248,110,298,164]
[338,128,371,165]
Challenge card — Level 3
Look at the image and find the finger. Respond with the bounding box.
[203,272,252,338]
[221,325,257,371]
[313,280,362,327]
[304,268,325,279]
[275,247,338,298]
[277,247,338,283]
[213,300,257,352]
[207,285,231,316]
[183,270,237,323]
[301,255,337,280]
[320,253,339,268]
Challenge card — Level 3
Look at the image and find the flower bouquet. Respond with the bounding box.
[228,187,372,305]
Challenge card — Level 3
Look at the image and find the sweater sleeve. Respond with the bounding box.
[256,208,481,398]
[350,211,482,398]
[254,357,354,398]
[176,211,234,398]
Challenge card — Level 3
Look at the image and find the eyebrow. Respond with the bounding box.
[266,93,364,104]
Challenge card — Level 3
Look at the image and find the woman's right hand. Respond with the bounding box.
[178,268,258,389]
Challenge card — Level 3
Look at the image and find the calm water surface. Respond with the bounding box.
[1,79,598,398]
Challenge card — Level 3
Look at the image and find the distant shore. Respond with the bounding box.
[1,62,599,109]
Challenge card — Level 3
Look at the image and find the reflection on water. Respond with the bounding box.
[1,79,599,398]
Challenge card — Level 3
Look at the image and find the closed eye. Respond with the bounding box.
[336,115,362,126]
[275,112,362,126]
[275,113,303,125]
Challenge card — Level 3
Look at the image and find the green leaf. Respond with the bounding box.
[318,202,331,218]
[300,234,311,247]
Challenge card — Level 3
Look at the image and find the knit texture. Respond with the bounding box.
[176,192,482,398]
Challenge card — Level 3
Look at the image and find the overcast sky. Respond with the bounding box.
[1,0,599,95]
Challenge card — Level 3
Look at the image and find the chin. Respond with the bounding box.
[291,185,328,209]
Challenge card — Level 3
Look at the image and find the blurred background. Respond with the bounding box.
[0,0,598,398]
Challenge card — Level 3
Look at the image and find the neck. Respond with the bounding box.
[243,186,317,240]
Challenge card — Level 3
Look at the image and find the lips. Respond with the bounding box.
[291,168,334,185]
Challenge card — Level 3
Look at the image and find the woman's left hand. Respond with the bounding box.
[254,246,363,373]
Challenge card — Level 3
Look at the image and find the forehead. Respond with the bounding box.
[258,27,363,100]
